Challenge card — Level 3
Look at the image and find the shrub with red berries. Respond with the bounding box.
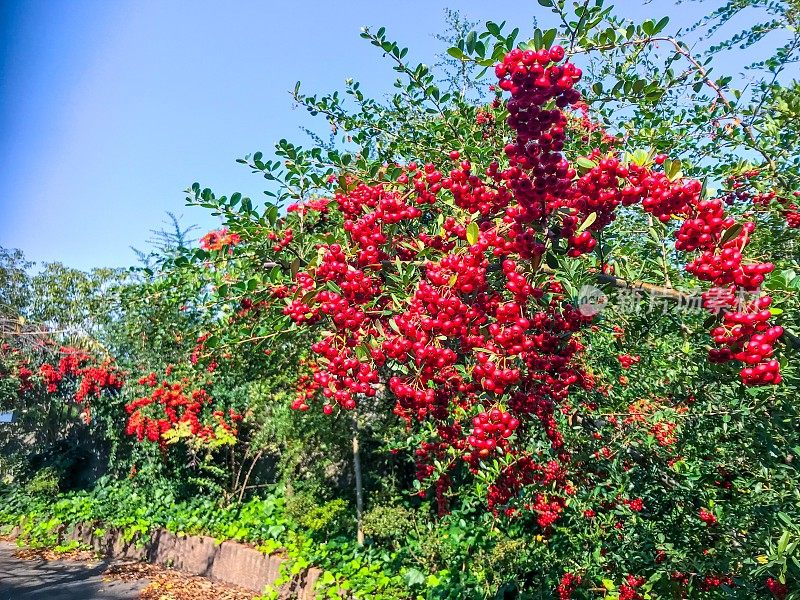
[170,7,800,599]
[1,343,123,424]
[124,366,242,450]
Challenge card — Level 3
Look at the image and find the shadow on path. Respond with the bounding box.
[0,542,146,599]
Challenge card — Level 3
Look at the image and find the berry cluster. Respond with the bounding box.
[698,507,717,526]
[495,46,582,231]
[267,227,293,252]
[34,347,123,421]
[619,575,646,600]
[674,199,735,251]
[444,157,512,216]
[626,167,783,385]
[787,204,800,228]
[700,574,734,591]
[486,457,566,518]
[624,497,644,512]
[556,572,581,600]
[722,170,800,229]
[306,336,379,410]
[617,354,640,369]
[75,363,124,404]
[125,371,240,447]
[766,577,789,599]
[199,227,241,252]
[287,197,331,216]
[639,173,702,223]
[709,296,783,385]
[465,408,519,459]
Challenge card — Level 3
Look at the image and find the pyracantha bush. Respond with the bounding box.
[275,45,787,527]
[174,4,800,597]
[124,364,242,449]
[1,343,123,423]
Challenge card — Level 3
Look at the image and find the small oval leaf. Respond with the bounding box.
[466,221,480,245]
[577,212,597,233]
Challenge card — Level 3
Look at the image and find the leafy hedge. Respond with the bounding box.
[0,480,415,599]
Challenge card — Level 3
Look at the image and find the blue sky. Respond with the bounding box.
[0,1,763,270]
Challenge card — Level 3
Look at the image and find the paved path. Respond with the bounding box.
[0,542,147,599]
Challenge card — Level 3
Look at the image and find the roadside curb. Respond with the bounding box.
[6,523,322,598]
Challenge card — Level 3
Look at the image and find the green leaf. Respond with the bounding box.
[630,149,650,166]
[466,221,480,245]
[404,568,426,587]
[665,158,682,180]
[537,0,553,6]
[466,31,477,54]
[719,223,743,246]
[389,318,401,334]
[426,574,441,587]
[447,47,467,60]
[576,157,597,170]
[778,531,790,554]
[577,212,597,233]
[507,27,520,48]
[542,28,557,49]
[266,204,279,227]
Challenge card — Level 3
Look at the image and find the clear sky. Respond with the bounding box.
[0,0,764,270]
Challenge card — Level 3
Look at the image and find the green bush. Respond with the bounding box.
[285,493,349,537]
[24,467,60,498]
[362,505,415,547]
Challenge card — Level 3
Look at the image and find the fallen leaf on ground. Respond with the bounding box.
[12,547,99,562]
[105,561,258,600]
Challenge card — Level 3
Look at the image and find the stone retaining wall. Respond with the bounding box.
[8,523,322,598]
